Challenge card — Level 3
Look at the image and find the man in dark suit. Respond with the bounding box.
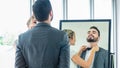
[15,0,70,68]
[73,26,108,68]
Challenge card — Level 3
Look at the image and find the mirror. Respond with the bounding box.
[60,19,111,68]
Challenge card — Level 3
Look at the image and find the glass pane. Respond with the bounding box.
[0,0,30,68]
[94,0,112,19]
[68,0,90,19]
[0,0,30,41]
[50,0,63,29]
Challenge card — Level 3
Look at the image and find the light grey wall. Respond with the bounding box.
[117,0,120,67]
[62,22,109,52]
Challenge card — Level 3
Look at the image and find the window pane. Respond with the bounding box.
[0,0,30,68]
[50,0,63,29]
[0,0,30,38]
[94,0,112,19]
[68,0,90,19]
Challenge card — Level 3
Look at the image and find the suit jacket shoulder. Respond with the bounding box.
[93,47,108,68]
[16,23,70,68]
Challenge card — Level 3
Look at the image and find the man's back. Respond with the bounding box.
[15,23,70,68]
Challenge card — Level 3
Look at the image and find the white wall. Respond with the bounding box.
[117,0,120,68]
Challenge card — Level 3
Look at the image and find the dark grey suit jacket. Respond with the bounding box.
[78,47,108,68]
[15,23,70,68]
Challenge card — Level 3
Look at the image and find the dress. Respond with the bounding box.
[70,46,77,68]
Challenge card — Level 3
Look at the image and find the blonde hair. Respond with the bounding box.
[27,15,36,27]
[63,29,75,39]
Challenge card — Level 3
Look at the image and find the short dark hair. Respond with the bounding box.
[32,0,52,22]
[90,26,100,37]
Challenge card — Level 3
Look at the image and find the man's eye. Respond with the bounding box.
[93,31,96,34]
[88,31,90,34]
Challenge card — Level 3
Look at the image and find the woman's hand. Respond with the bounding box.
[80,45,87,52]
[91,46,99,52]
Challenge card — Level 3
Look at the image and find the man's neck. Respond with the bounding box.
[38,20,51,25]
[43,20,51,25]
[89,42,98,47]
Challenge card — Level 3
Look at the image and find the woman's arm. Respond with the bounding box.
[78,45,87,56]
[72,46,99,68]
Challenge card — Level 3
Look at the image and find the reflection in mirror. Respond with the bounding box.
[60,19,111,68]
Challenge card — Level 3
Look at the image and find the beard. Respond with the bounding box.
[87,35,98,42]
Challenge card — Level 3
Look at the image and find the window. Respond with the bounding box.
[94,0,112,19]
[50,0,63,29]
[0,0,30,46]
[68,0,90,19]
[0,0,30,68]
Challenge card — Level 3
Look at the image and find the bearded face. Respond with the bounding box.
[87,34,99,42]
[86,29,99,42]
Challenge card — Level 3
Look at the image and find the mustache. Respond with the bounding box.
[88,35,94,38]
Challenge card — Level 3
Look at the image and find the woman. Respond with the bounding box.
[63,29,77,68]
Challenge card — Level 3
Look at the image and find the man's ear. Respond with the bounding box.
[50,10,53,17]
[49,10,53,21]
[98,37,100,41]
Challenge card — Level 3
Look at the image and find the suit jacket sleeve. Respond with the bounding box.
[15,35,27,68]
[58,33,70,68]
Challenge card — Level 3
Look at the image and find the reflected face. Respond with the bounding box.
[70,33,76,45]
[87,28,99,42]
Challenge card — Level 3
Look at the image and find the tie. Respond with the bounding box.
[86,47,92,50]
